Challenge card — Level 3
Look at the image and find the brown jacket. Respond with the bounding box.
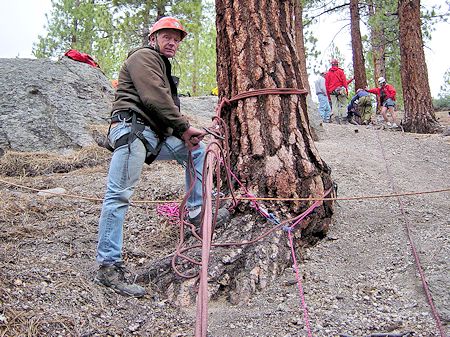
[112,47,190,138]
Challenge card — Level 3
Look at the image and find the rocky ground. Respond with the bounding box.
[0,109,449,337]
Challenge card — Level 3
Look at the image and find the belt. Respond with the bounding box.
[110,109,146,125]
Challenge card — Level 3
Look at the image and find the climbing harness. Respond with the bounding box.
[106,109,164,165]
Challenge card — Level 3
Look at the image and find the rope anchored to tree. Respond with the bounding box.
[171,87,328,337]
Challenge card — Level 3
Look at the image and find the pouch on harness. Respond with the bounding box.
[332,86,347,96]
[105,110,164,165]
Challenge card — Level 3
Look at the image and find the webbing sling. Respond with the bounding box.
[107,110,164,165]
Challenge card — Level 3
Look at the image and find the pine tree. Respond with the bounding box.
[398,0,440,133]
[33,0,122,77]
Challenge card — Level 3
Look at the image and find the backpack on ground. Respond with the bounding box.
[64,49,100,68]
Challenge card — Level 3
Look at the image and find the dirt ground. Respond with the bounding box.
[0,110,449,337]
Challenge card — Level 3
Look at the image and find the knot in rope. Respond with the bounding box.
[282,226,293,232]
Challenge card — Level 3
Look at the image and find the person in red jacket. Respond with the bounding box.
[325,59,349,124]
[367,77,398,128]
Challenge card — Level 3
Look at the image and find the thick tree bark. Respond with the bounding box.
[215,0,333,208]
[294,0,311,94]
[142,0,334,307]
[212,0,333,302]
[350,0,367,90]
[398,0,440,133]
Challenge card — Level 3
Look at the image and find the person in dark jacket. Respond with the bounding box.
[94,17,229,297]
[325,59,349,124]
[367,77,398,128]
[347,89,373,125]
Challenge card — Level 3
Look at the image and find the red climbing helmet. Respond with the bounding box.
[149,17,188,41]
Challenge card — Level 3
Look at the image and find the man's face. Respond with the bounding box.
[154,29,182,58]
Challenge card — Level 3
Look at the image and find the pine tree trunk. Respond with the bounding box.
[142,0,334,307]
[350,0,367,90]
[213,0,333,302]
[215,0,333,214]
[368,0,386,84]
[398,0,440,133]
[71,0,81,46]
[294,0,311,94]
[368,0,386,112]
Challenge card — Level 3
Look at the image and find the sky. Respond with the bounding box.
[0,0,448,97]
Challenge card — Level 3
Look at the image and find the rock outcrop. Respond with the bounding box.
[0,57,113,153]
[0,58,323,154]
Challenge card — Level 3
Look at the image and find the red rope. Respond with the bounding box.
[162,84,445,336]
[217,87,308,118]
[172,87,319,337]
[195,152,214,336]
[375,131,447,337]
[288,230,312,337]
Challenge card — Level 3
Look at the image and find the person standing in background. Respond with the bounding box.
[325,59,349,124]
[314,71,332,123]
[367,77,398,128]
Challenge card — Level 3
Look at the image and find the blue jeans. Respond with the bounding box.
[317,93,331,121]
[96,121,205,265]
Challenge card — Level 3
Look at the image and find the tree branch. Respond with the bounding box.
[304,3,350,27]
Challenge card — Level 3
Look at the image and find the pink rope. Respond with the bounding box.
[283,196,331,337]
[156,202,181,225]
[225,163,276,221]
[288,230,313,337]
[223,156,330,337]
[195,153,216,337]
[376,131,447,337]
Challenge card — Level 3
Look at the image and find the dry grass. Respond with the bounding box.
[0,305,78,337]
[0,142,189,336]
[0,146,110,177]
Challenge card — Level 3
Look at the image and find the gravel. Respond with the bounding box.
[1,114,449,337]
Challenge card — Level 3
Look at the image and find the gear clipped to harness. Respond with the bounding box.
[106,110,164,165]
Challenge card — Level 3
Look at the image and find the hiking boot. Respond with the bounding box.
[390,123,398,128]
[95,263,146,298]
[188,207,230,228]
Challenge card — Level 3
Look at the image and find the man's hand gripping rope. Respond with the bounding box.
[181,126,207,150]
